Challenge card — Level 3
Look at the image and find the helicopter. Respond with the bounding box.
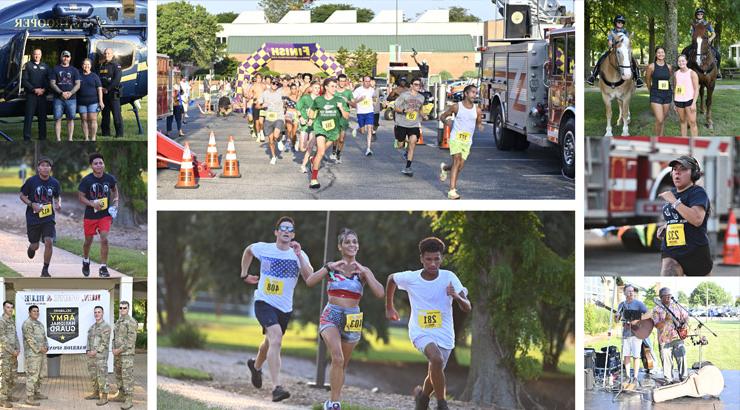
[0,0,148,141]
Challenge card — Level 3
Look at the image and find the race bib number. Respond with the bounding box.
[418,310,442,329]
[344,312,364,332]
[405,111,418,121]
[421,103,434,115]
[98,197,108,211]
[264,278,284,296]
[455,131,472,143]
[321,119,336,131]
[360,98,372,108]
[259,110,266,117]
[658,80,670,90]
[665,224,686,247]
[266,112,278,121]
[39,203,53,218]
[675,85,685,97]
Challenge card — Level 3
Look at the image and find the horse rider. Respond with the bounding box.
[690,8,722,78]
[586,15,644,88]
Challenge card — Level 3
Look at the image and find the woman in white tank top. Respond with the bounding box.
[438,85,483,200]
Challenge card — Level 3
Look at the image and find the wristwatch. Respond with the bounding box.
[671,198,682,209]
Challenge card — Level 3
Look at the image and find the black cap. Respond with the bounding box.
[37,157,53,167]
[668,155,696,170]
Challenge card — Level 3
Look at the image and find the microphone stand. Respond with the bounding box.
[672,297,717,369]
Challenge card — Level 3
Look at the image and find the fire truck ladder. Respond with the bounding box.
[586,137,609,220]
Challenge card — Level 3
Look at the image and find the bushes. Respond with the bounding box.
[136,330,147,349]
[439,70,452,81]
[584,303,612,335]
[168,322,207,349]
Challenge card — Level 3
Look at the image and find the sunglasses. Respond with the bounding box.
[119,306,128,309]
[277,225,295,232]
[412,83,421,86]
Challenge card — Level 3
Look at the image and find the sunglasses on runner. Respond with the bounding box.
[277,225,295,232]
[412,82,421,86]
[119,306,128,309]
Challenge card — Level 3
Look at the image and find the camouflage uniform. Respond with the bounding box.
[86,320,111,395]
[21,318,47,399]
[113,314,137,409]
[0,313,20,403]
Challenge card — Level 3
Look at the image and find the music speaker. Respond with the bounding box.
[505,4,531,38]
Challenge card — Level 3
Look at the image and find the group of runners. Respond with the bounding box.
[19,153,119,277]
[237,72,484,198]
[240,217,470,410]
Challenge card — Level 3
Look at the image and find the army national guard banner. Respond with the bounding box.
[14,290,112,372]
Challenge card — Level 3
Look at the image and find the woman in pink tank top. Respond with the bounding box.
[673,54,699,136]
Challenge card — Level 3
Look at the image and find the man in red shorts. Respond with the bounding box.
[77,152,118,277]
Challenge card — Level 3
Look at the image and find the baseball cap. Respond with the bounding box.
[37,157,53,167]
[668,155,696,169]
[61,50,71,57]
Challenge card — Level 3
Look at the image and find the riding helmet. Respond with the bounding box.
[614,15,626,24]
[695,8,705,17]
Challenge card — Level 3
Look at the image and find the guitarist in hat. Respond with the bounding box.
[652,287,689,384]
[616,284,648,384]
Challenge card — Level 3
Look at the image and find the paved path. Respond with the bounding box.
[159,377,305,410]
[0,229,126,278]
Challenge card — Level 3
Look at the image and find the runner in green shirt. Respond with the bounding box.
[332,74,356,163]
[308,78,349,189]
[297,81,321,173]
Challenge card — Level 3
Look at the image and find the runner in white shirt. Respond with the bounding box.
[352,76,376,156]
[439,85,483,200]
[386,237,471,410]
[240,216,314,403]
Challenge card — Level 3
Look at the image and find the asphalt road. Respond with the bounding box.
[585,232,738,276]
[156,109,574,200]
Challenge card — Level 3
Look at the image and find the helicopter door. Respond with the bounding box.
[5,29,30,100]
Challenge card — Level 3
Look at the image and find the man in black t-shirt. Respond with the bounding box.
[77,153,118,277]
[19,157,62,277]
[49,50,81,141]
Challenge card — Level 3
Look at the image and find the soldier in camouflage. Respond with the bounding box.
[85,306,111,406]
[22,305,48,407]
[0,301,21,408]
[111,301,137,410]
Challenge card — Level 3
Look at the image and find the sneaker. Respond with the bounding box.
[447,189,460,200]
[82,260,90,277]
[270,156,277,165]
[414,386,430,410]
[336,156,342,164]
[27,247,35,259]
[436,399,449,410]
[24,399,40,406]
[300,165,307,173]
[99,266,110,278]
[439,163,448,182]
[310,179,321,189]
[329,152,337,161]
[365,148,373,156]
[294,141,300,151]
[324,400,341,410]
[247,358,262,388]
[636,78,644,88]
[586,74,596,85]
[259,135,265,143]
[401,167,414,177]
[352,127,357,137]
[277,140,285,152]
[40,268,51,278]
[271,385,290,402]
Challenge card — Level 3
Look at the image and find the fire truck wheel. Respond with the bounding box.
[492,104,514,150]
[383,109,395,121]
[559,117,576,178]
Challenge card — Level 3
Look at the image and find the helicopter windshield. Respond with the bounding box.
[94,40,135,71]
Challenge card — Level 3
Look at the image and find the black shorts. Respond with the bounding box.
[650,91,672,104]
[662,244,713,276]
[394,125,420,142]
[674,99,693,108]
[254,107,262,120]
[254,300,292,334]
[27,221,55,244]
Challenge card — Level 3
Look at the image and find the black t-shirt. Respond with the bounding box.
[20,175,61,226]
[661,185,710,257]
[218,96,231,109]
[78,172,117,220]
[50,65,80,97]
[78,72,102,105]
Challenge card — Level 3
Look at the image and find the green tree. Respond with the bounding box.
[157,2,225,68]
[439,70,453,81]
[350,45,378,79]
[258,0,307,23]
[334,46,352,70]
[310,3,374,23]
[677,290,689,304]
[215,12,239,24]
[213,56,241,77]
[449,6,481,22]
[690,282,733,306]
[97,143,147,226]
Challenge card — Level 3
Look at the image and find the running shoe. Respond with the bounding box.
[300,165,307,173]
[401,167,414,177]
[277,140,285,152]
[259,135,266,143]
[82,260,90,277]
[439,163,448,182]
[27,247,35,259]
[447,189,460,200]
[40,268,51,277]
[336,156,342,164]
[271,385,290,402]
[270,157,277,165]
[414,386,430,410]
[323,400,341,410]
[247,358,262,388]
[99,266,110,278]
[294,141,300,151]
[436,399,449,410]
[352,127,357,137]
[329,152,337,161]
[310,179,321,189]
[365,148,373,156]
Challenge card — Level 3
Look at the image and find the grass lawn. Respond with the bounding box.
[584,89,740,136]
[586,320,740,370]
[157,363,212,381]
[54,236,147,278]
[0,97,147,141]
[160,311,575,375]
[0,261,21,277]
[157,389,213,410]
[0,167,23,192]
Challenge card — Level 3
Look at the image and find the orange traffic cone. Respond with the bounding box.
[417,129,424,145]
[439,123,450,149]
[220,136,241,178]
[175,142,199,189]
[721,209,740,265]
[206,131,221,169]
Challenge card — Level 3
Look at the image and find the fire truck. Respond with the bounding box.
[157,54,179,120]
[585,136,736,250]
[478,3,575,178]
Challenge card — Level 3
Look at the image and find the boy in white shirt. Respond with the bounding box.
[386,237,471,410]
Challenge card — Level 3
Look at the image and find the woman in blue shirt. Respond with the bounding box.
[78,58,104,140]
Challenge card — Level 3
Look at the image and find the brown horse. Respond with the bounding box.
[599,33,635,136]
[681,23,717,129]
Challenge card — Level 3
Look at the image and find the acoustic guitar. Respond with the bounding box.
[653,365,724,402]
[594,300,655,340]
[641,339,654,370]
